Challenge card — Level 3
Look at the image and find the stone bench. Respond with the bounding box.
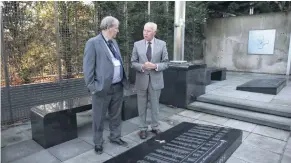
[30,88,138,148]
[205,67,226,85]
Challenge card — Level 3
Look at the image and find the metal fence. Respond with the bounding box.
[1,1,205,126]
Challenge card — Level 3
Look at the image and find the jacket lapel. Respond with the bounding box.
[152,39,159,62]
[112,41,124,64]
[96,34,113,63]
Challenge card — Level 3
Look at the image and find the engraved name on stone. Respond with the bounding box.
[178,135,205,142]
[188,130,214,137]
[211,132,226,141]
[191,152,202,158]
[189,129,215,134]
[171,140,200,148]
[189,128,218,133]
[175,137,204,144]
[144,155,169,163]
[185,157,198,162]
[191,140,227,163]
[155,149,185,159]
[162,145,191,155]
[183,132,211,139]
[196,149,208,156]
[191,126,219,130]
[200,145,212,151]
[166,143,193,151]
[146,153,179,162]
[194,126,221,132]
[204,142,217,148]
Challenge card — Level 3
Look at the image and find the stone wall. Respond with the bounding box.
[204,12,291,74]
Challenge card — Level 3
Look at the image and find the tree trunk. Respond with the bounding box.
[123,1,129,75]
[148,1,151,21]
[94,2,99,34]
[165,1,169,44]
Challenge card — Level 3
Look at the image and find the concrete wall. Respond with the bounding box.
[204,12,291,74]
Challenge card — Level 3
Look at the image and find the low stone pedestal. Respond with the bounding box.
[236,78,286,95]
[160,63,206,108]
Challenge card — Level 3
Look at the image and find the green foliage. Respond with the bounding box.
[2,1,290,85]
[185,1,208,60]
[206,1,291,18]
[18,68,32,84]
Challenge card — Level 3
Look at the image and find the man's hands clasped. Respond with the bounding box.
[142,62,157,71]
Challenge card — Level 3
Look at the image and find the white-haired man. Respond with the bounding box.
[83,16,129,154]
[131,22,169,139]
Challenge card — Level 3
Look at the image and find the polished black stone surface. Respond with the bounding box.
[129,67,136,84]
[236,78,286,95]
[122,85,138,121]
[31,86,138,148]
[205,67,226,85]
[105,122,242,163]
[30,96,92,148]
[160,63,206,108]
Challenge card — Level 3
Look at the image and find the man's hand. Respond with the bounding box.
[142,62,157,70]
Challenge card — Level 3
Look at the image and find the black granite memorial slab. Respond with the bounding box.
[236,78,286,95]
[160,63,206,108]
[105,122,242,163]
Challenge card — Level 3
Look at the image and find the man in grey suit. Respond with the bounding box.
[131,22,169,139]
[83,16,128,154]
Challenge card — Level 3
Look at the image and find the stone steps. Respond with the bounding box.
[197,94,291,118]
[188,102,291,131]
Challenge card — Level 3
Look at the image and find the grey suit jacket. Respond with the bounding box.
[131,38,169,91]
[83,34,128,96]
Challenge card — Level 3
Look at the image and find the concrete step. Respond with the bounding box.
[197,94,291,118]
[188,102,291,131]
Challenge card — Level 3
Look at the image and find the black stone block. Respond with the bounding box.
[122,85,138,121]
[205,67,226,85]
[30,97,92,148]
[104,122,242,163]
[160,63,206,108]
[129,67,136,84]
[236,78,286,95]
[31,110,77,149]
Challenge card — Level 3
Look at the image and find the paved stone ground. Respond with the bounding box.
[1,72,291,163]
[207,71,291,106]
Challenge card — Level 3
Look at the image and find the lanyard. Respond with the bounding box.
[101,33,118,56]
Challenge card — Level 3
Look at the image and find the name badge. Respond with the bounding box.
[113,59,121,67]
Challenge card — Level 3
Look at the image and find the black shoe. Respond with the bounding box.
[151,129,161,135]
[94,145,103,154]
[110,138,128,147]
[139,130,147,139]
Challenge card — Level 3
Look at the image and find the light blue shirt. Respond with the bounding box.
[103,37,121,84]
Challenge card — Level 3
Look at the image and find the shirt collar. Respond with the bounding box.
[146,37,155,44]
[101,32,110,42]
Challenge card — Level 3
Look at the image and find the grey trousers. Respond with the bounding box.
[137,82,161,131]
[92,83,123,146]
